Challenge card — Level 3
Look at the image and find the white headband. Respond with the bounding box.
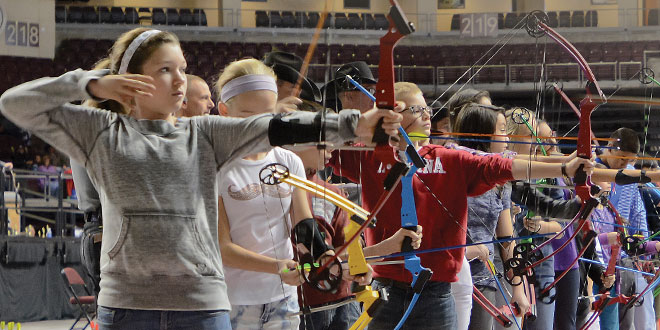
[220,74,278,103]
[118,30,162,74]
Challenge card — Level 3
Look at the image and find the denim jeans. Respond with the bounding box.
[230,295,300,330]
[369,279,457,330]
[300,300,360,330]
[592,283,619,330]
[96,306,231,330]
[553,268,579,330]
[521,276,555,330]
[468,286,497,330]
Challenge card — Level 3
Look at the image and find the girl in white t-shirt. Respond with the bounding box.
[215,58,316,329]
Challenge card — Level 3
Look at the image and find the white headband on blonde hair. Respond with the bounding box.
[118,29,162,74]
[220,74,277,104]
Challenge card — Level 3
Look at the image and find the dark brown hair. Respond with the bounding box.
[453,103,504,152]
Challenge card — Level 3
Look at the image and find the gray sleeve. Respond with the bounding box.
[70,159,100,212]
[195,110,360,168]
[0,69,114,164]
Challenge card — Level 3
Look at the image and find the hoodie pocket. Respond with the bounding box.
[105,213,218,277]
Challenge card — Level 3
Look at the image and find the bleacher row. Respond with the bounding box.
[0,39,657,95]
[255,11,389,30]
[55,6,208,26]
[253,10,600,30]
[453,10,599,30]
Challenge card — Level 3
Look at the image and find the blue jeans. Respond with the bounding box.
[369,280,457,330]
[522,276,555,330]
[553,268,579,330]
[593,283,619,330]
[230,295,300,330]
[300,300,360,330]
[96,306,231,330]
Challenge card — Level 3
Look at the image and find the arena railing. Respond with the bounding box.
[1,168,81,238]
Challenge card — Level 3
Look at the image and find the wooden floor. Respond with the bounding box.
[12,319,83,330]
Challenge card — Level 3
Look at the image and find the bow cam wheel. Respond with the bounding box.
[259,163,290,185]
[526,10,549,38]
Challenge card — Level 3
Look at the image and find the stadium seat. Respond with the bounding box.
[307,12,319,28]
[559,11,571,27]
[571,11,585,27]
[335,13,349,29]
[348,13,363,29]
[547,11,559,28]
[152,8,166,25]
[294,11,307,28]
[498,13,504,29]
[110,7,124,24]
[323,13,333,29]
[257,43,273,58]
[363,13,376,29]
[180,9,194,26]
[270,11,283,27]
[256,10,269,27]
[504,13,517,29]
[451,14,461,30]
[193,9,207,26]
[56,6,66,23]
[585,10,598,27]
[281,11,296,28]
[243,43,258,58]
[67,6,83,23]
[374,14,388,29]
[125,7,139,24]
[166,8,180,25]
[81,6,98,24]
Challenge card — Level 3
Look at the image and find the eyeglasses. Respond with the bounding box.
[398,105,432,116]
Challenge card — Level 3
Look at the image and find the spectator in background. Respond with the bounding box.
[174,74,215,117]
[11,145,29,169]
[263,51,322,113]
[321,61,376,113]
[46,145,67,168]
[37,155,59,197]
[31,154,42,171]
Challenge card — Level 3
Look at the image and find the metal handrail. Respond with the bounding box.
[2,169,81,237]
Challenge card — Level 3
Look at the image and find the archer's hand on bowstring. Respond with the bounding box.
[88,74,156,108]
[466,244,490,263]
[354,103,404,141]
[277,259,305,286]
[275,96,302,114]
[314,249,373,286]
[511,202,522,217]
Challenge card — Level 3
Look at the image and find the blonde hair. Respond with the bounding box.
[85,28,180,114]
[214,58,277,105]
[394,82,422,101]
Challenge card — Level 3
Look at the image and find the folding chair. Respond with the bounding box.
[60,267,96,330]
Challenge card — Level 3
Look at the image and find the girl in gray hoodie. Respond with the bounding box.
[0,28,402,330]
